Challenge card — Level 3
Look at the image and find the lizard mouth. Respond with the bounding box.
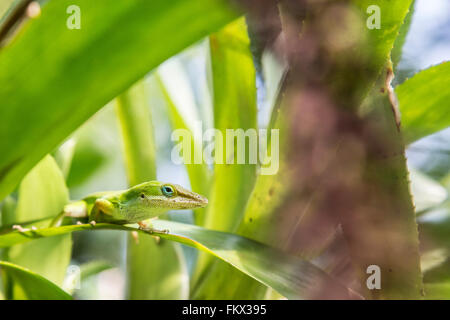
[175,194,208,209]
[172,184,208,209]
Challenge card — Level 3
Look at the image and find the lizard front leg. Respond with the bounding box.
[137,218,168,233]
[130,221,167,244]
[89,198,115,226]
[136,220,168,244]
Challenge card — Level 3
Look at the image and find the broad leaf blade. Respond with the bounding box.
[0,0,240,200]
[396,62,450,143]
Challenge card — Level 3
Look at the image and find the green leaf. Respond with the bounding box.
[352,0,414,74]
[115,81,189,300]
[0,220,356,300]
[13,155,68,224]
[1,195,17,227]
[424,283,450,300]
[126,236,189,300]
[0,0,240,201]
[0,261,72,300]
[5,155,71,300]
[396,62,450,143]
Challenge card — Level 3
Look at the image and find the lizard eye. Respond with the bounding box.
[161,185,175,197]
[140,193,145,199]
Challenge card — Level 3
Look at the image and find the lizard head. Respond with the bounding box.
[123,181,208,212]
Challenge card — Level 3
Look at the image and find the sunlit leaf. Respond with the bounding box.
[0,0,240,200]
[396,62,450,143]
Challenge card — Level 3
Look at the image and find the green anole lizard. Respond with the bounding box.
[51,181,208,234]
